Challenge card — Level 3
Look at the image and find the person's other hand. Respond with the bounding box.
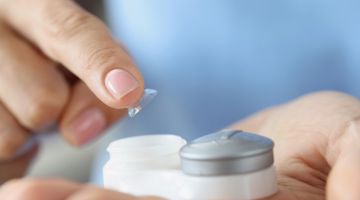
[0,178,164,200]
[0,0,144,182]
[231,91,360,200]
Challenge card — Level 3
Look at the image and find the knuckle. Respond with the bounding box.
[23,103,51,130]
[43,4,90,40]
[81,45,121,73]
[21,88,67,129]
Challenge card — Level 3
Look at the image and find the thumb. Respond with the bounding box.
[2,0,144,108]
[327,124,360,200]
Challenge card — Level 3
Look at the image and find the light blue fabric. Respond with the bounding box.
[91,0,360,184]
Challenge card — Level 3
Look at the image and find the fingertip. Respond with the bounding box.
[327,150,360,200]
[83,63,144,109]
[103,68,144,108]
[105,69,139,99]
[62,107,107,146]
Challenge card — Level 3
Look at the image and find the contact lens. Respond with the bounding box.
[128,88,158,117]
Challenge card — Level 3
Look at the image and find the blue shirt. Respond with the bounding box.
[92,0,360,184]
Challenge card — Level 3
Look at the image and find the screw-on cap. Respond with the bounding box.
[180,130,274,176]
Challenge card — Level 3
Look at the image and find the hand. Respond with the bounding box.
[0,178,164,200]
[232,91,360,200]
[2,91,357,200]
[0,0,144,182]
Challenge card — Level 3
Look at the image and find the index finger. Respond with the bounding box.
[1,0,144,108]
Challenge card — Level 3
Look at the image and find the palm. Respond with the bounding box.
[232,92,360,200]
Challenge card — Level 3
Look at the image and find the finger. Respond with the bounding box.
[2,0,144,108]
[0,179,155,200]
[0,144,38,184]
[327,148,360,200]
[327,121,360,200]
[0,101,30,159]
[260,191,294,200]
[0,24,69,130]
[60,82,126,146]
[0,179,81,200]
[68,185,162,200]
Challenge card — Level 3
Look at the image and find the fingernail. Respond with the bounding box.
[105,69,139,99]
[69,108,106,145]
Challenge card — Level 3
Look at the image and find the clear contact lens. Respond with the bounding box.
[128,88,158,117]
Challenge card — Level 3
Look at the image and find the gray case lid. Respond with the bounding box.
[180,130,274,176]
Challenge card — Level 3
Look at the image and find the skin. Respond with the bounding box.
[0,0,359,200]
[232,91,360,200]
[0,179,164,200]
